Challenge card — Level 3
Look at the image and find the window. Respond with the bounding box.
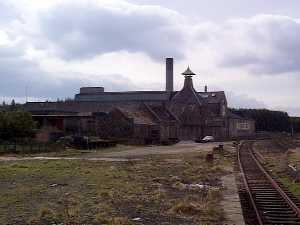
[237,122,250,130]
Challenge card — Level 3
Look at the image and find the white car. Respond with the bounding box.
[195,135,215,143]
[201,136,215,142]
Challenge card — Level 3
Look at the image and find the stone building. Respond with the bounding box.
[25,58,255,143]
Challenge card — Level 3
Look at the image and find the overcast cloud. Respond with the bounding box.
[0,0,299,115]
[34,0,186,60]
[214,15,300,75]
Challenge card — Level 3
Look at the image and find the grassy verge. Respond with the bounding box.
[0,149,231,225]
[0,144,134,158]
[254,140,300,198]
[279,177,300,198]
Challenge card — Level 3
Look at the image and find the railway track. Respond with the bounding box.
[238,142,300,225]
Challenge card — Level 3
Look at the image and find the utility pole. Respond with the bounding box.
[25,85,28,103]
[291,121,294,137]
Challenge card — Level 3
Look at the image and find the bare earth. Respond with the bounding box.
[0,141,218,161]
[0,141,245,225]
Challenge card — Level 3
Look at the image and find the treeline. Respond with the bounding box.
[0,100,23,112]
[230,108,291,132]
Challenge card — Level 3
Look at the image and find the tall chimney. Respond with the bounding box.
[166,58,173,92]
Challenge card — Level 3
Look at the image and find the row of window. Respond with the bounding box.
[237,122,250,130]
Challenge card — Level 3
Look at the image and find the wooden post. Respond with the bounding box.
[206,152,214,163]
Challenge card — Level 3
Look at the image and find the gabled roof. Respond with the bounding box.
[144,104,177,122]
[115,105,158,125]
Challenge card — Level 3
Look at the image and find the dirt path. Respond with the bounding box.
[221,174,245,225]
[0,156,135,162]
[0,141,223,161]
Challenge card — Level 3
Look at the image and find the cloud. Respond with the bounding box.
[31,0,186,61]
[0,32,137,100]
[226,91,267,109]
[0,1,299,116]
[0,2,18,26]
[207,15,300,75]
[274,106,300,117]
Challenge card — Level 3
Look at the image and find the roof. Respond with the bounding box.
[182,66,196,76]
[171,75,203,107]
[145,104,177,122]
[198,91,226,104]
[32,113,92,118]
[116,105,158,125]
[25,101,138,114]
[75,91,171,102]
[26,101,160,125]
[227,111,255,121]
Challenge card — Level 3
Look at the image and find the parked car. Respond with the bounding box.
[195,136,215,143]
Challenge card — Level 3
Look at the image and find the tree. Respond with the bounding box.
[9,99,16,111]
[0,111,36,141]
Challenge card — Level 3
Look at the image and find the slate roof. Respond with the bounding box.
[116,105,158,125]
[171,76,203,106]
[145,104,177,122]
[25,101,161,125]
[227,111,255,121]
[198,91,226,104]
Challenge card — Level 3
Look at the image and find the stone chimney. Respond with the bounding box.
[166,58,173,92]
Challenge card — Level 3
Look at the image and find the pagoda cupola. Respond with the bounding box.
[182,66,196,77]
[182,66,196,89]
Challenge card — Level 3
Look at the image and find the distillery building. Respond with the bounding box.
[25,58,255,144]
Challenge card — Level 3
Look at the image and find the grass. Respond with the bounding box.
[279,177,300,198]
[253,140,300,198]
[281,148,300,198]
[0,148,231,225]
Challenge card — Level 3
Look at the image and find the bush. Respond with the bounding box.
[0,111,36,141]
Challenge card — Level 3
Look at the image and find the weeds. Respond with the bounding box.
[1,149,228,224]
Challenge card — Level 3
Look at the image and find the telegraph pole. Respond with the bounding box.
[291,121,294,137]
[25,85,28,103]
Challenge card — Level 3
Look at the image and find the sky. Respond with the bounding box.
[0,0,299,116]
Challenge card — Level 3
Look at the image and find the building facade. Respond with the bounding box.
[25,58,255,143]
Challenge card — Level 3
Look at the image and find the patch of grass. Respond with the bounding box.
[171,201,201,215]
[279,177,300,198]
[94,215,134,225]
[0,151,227,224]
